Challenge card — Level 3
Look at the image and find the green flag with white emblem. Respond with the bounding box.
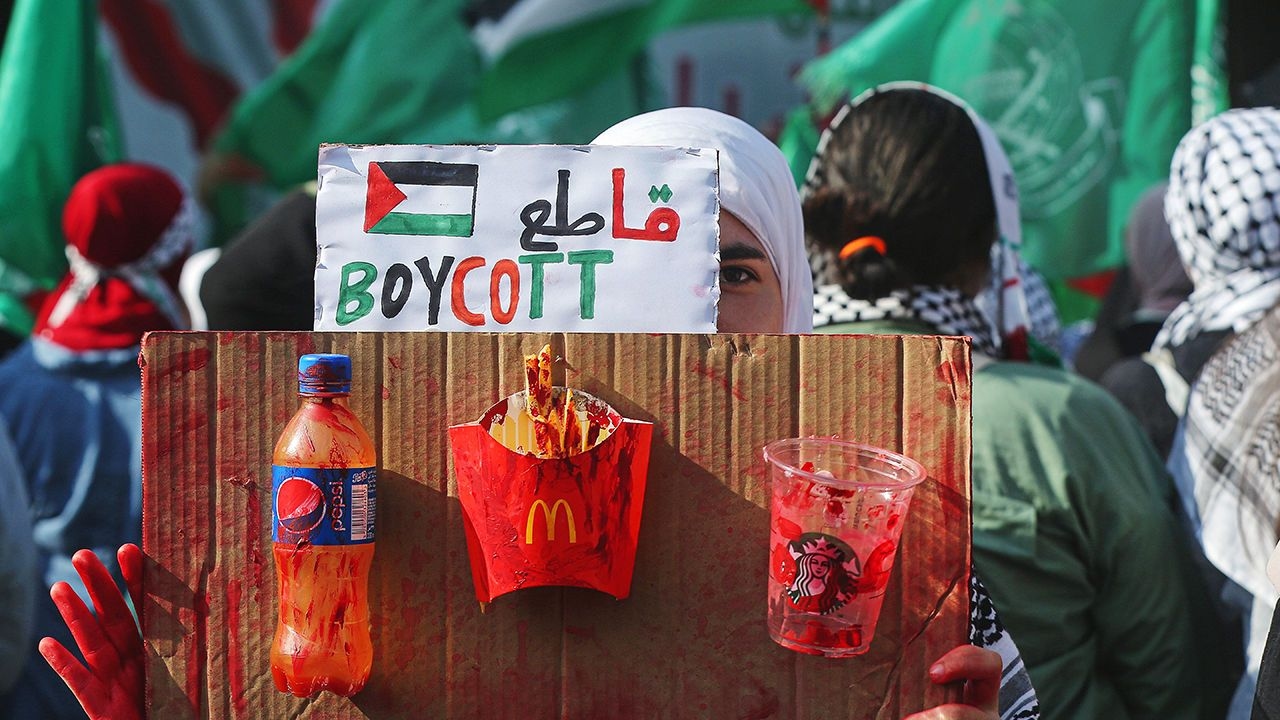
[791,0,1227,319]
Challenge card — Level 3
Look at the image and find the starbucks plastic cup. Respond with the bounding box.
[763,437,926,657]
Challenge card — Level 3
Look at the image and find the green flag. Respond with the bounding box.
[474,0,813,120]
[0,0,119,334]
[212,0,656,195]
[212,0,482,190]
[792,0,1227,314]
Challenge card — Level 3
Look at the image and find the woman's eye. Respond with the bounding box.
[721,266,758,285]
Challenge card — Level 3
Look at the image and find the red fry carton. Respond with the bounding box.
[449,387,653,603]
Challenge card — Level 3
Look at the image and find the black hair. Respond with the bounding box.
[802,89,997,299]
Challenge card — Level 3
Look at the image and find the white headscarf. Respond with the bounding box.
[805,83,1056,360]
[593,108,814,333]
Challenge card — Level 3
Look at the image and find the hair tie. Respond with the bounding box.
[839,236,887,260]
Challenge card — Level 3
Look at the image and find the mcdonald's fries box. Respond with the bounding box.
[140,331,972,719]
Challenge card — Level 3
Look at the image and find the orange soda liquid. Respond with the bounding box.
[270,354,376,697]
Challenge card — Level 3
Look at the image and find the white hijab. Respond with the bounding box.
[805,83,1059,359]
[593,108,814,333]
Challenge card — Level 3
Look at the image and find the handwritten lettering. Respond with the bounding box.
[380,262,413,318]
[413,255,455,325]
[490,259,520,325]
[567,250,613,320]
[517,253,564,319]
[337,262,377,326]
[611,168,680,242]
[450,256,486,327]
[519,169,605,252]
[334,253,608,327]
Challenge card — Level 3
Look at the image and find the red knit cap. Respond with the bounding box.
[33,163,192,351]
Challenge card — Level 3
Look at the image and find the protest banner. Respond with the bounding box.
[315,144,720,332]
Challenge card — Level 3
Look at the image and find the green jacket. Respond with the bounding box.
[820,319,1217,720]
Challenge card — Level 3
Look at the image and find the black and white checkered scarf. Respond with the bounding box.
[805,83,1061,360]
[1176,304,1280,620]
[1156,108,1280,350]
[812,283,1003,357]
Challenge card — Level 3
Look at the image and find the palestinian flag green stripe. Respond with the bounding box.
[369,211,473,237]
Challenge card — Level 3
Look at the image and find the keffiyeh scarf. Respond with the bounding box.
[1156,108,1280,350]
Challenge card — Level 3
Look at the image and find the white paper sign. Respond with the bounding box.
[314,144,720,332]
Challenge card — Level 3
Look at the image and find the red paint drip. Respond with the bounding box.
[186,590,211,712]
[158,348,212,380]
[689,360,746,401]
[226,581,247,716]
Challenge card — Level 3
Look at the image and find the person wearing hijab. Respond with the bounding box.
[593,106,1034,720]
[1164,108,1280,720]
[41,110,1021,720]
[0,163,193,720]
[802,84,1221,720]
[594,107,814,334]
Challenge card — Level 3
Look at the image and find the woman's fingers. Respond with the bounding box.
[928,645,1001,713]
[902,704,996,720]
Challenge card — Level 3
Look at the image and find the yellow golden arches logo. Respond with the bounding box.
[525,498,578,544]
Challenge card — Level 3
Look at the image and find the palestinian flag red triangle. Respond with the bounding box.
[364,162,408,233]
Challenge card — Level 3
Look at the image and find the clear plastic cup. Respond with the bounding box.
[763,438,926,658]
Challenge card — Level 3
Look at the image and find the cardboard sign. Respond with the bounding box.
[140,331,972,719]
[315,145,720,332]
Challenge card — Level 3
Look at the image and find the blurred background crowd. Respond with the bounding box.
[2,1,1280,719]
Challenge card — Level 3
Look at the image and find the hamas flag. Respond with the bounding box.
[790,0,1227,321]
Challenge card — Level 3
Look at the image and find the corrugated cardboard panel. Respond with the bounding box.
[141,331,970,719]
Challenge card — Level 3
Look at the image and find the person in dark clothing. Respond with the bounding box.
[1087,183,1204,459]
[1075,183,1194,382]
[1255,600,1280,719]
[199,185,317,331]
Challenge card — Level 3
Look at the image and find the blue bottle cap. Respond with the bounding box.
[298,353,352,395]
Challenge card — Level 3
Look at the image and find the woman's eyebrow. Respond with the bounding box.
[720,242,768,262]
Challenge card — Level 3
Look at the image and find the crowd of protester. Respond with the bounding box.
[6,87,1280,720]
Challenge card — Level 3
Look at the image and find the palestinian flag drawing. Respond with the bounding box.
[364,161,480,237]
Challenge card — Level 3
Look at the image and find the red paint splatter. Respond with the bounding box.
[857,540,897,594]
[772,515,803,540]
[769,543,796,585]
[226,580,247,716]
[381,385,391,400]
[158,348,212,380]
[689,360,746,401]
[387,355,402,370]
[516,620,529,666]
[186,590,210,712]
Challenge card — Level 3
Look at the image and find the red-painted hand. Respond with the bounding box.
[40,544,145,720]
